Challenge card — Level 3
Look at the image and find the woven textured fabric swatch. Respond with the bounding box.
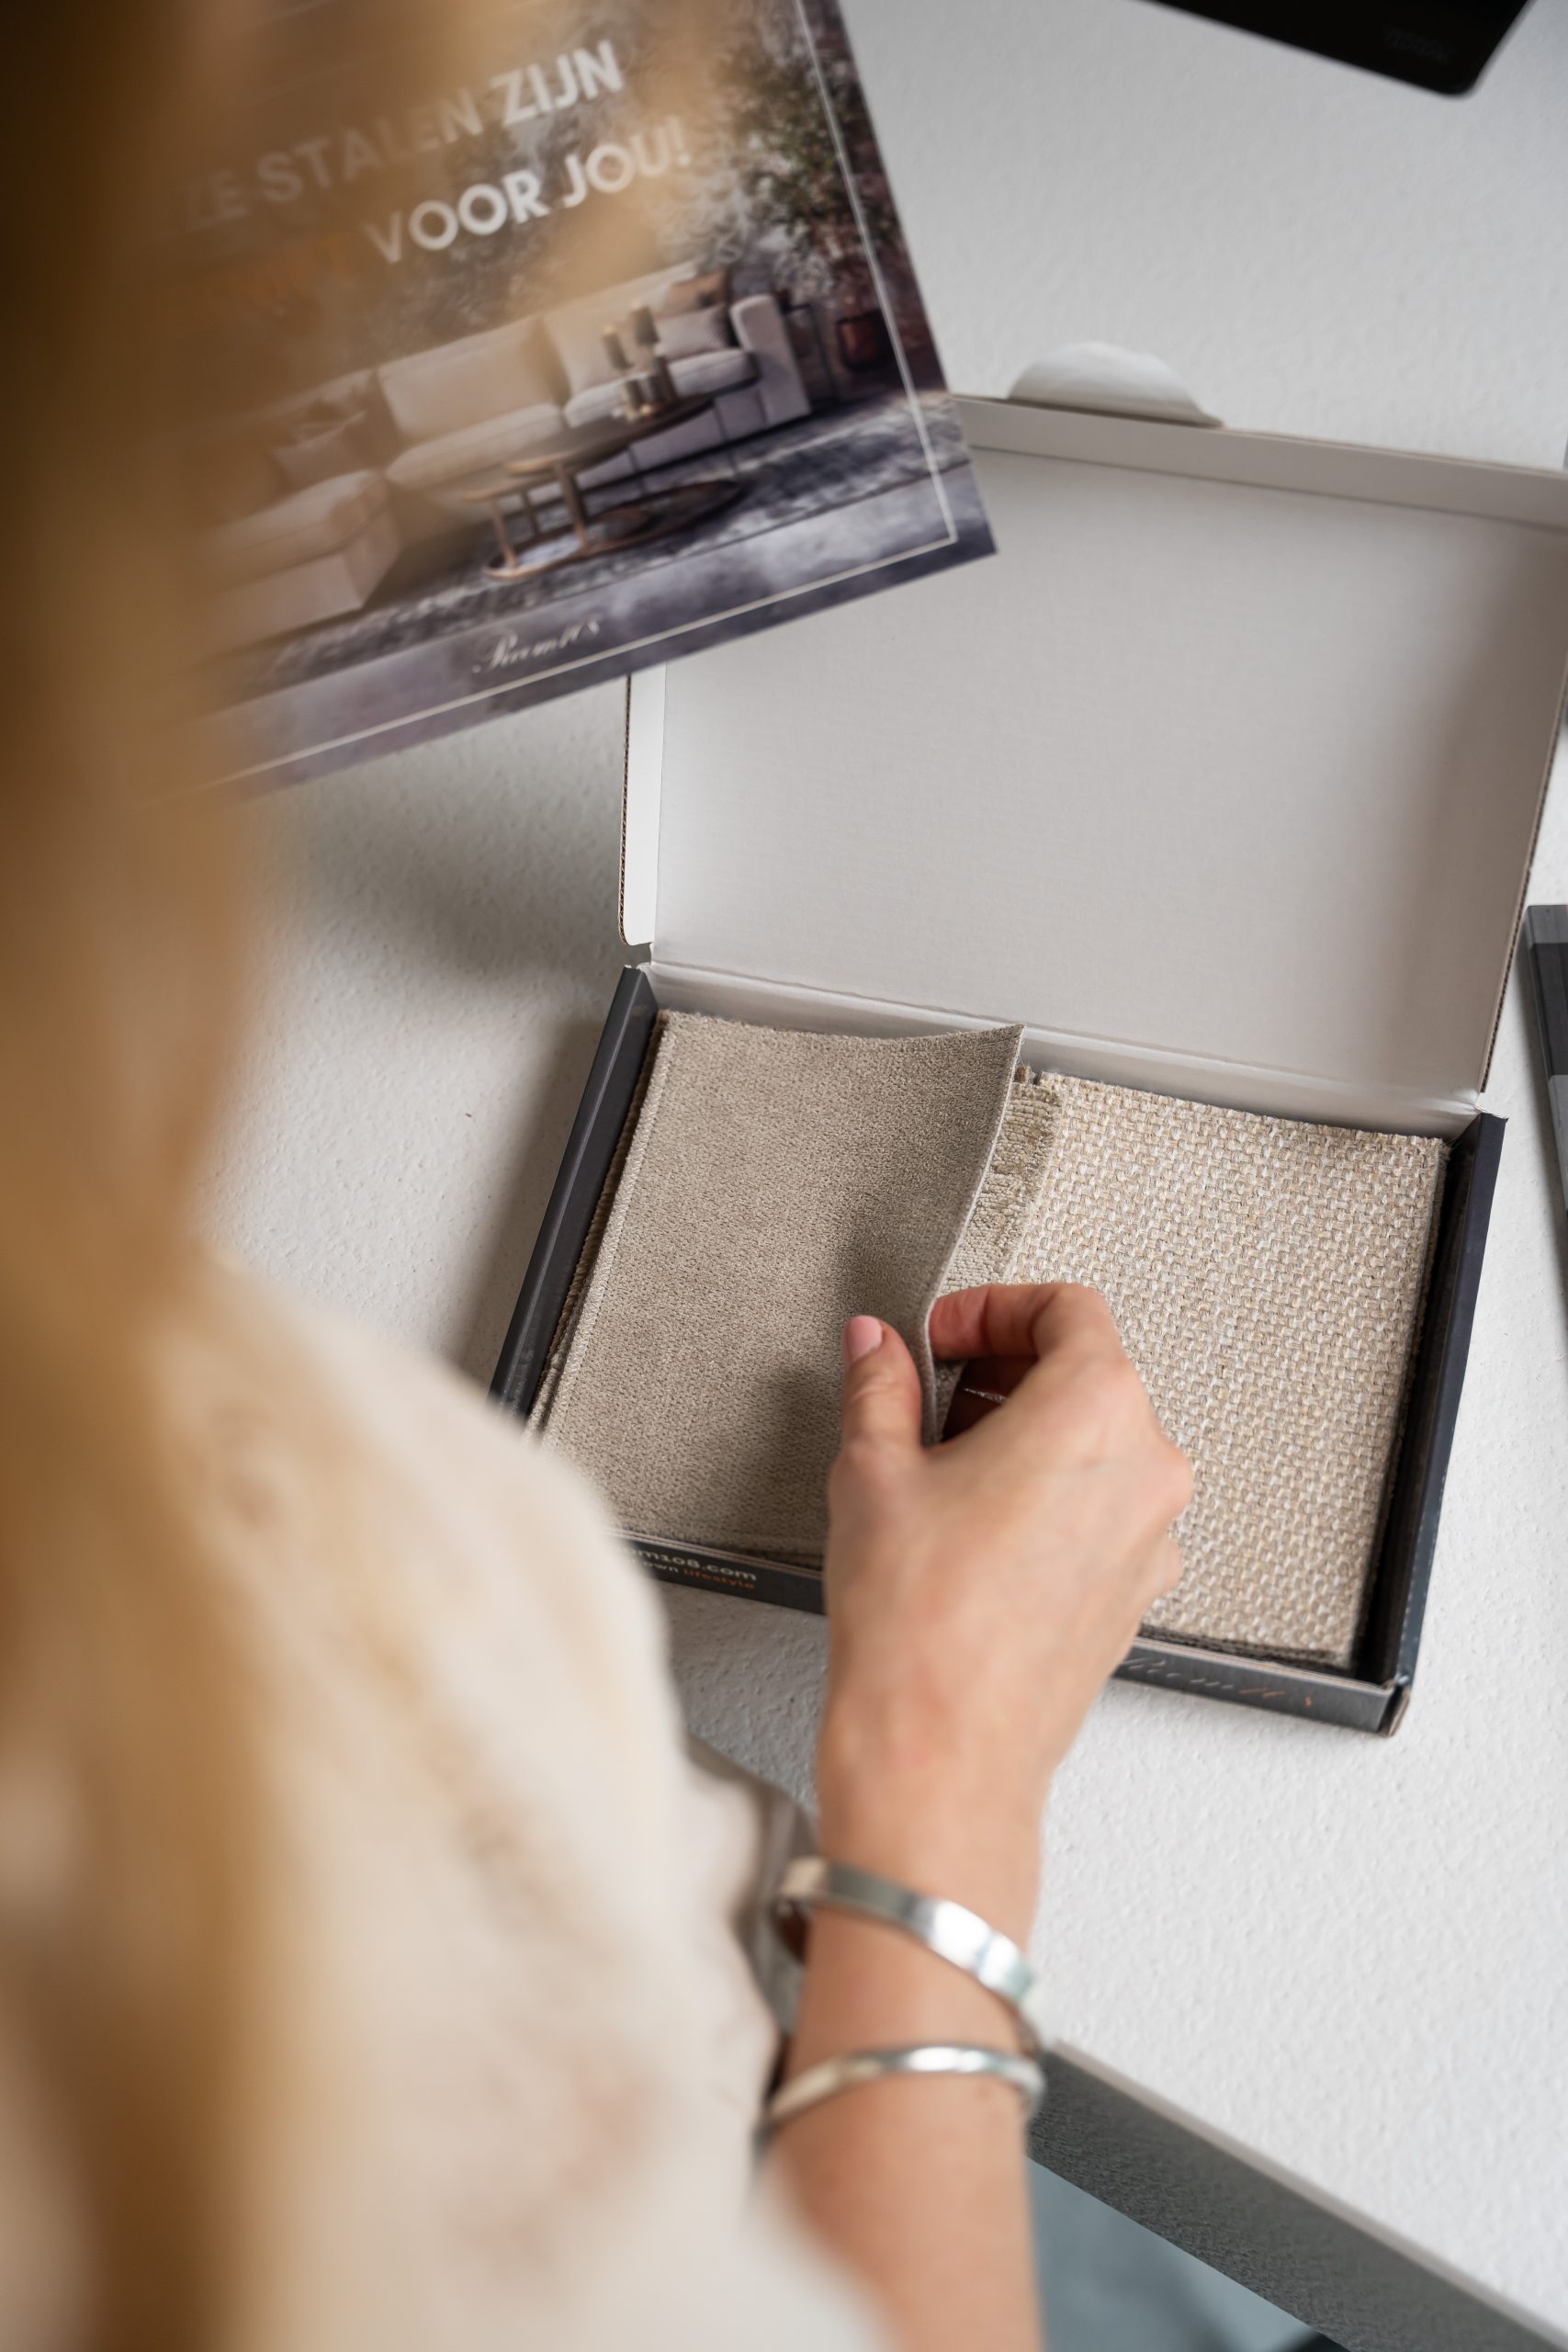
[954,1074,1446,1667]
[536,1012,1023,1561]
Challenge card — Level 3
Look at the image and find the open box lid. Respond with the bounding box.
[623,395,1568,1128]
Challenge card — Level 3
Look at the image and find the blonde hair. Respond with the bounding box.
[0,5,720,2339]
[2,8,262,2348]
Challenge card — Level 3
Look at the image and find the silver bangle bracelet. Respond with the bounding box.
[764,2042,1044,2133]
[773,1857,1050,2058]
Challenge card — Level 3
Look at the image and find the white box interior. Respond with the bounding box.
[625,399,1568,1133]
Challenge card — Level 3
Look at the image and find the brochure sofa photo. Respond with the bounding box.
[175,0,992,785]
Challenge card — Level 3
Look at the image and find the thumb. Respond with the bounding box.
[839,1317,923,1457]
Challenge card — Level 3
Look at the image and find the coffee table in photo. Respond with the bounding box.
[458,397,747,584]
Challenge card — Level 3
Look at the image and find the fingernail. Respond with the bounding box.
[843,1315,884,1366]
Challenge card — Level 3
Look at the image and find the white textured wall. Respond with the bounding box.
[847,0,1568,466]
[215,2,1568,2335]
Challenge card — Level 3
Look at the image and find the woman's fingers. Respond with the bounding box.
[837,1317,924,1458]
[941,1355,1032,1437]
[929,1282,1123,1369]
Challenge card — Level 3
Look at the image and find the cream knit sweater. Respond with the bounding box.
[0,1269,880,2352]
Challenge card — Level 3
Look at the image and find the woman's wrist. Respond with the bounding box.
[815,1759,1045,1949]
[784,1908,1029,2077]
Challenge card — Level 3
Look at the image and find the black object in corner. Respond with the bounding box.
[1143,0,1532,92]
[1522,904,1568,1231]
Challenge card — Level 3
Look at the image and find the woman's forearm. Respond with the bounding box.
[767,1908,1042,2352]
[774,1285,1190,2348]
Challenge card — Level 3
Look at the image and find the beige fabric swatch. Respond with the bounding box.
[536,1012,1022,1561]
[954,1074,1446,1668]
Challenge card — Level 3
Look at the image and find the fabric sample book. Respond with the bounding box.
[535,1012,1023,1562]
[536,1012,1446,1670]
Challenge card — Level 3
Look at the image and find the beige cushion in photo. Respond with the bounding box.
[205,469,388,584]
[275,371,400,466]
[271,413,372,491]
[379,319,563,445]
[561,352,755,433]
[654,306,735,362]
[543,268,698,396]
[561,382,637,431]
[665,348,757,401]
[383,404,565,496]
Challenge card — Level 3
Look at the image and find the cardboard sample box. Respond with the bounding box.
[494,390,1568,1733]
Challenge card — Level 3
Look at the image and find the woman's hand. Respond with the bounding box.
[778,1286,1185,2352]
[816,1283,1190,1942]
